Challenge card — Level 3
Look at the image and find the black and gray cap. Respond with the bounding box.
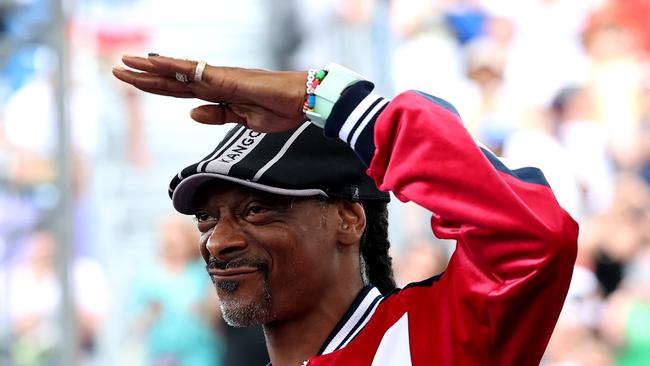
[169,122,390,214]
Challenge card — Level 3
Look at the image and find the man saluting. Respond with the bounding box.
[113,57,578,366]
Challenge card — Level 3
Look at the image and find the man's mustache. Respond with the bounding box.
[206,256,268,271]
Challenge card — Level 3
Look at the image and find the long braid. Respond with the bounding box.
[360,201,396,295]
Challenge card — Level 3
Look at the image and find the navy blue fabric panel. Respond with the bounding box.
[480,147,550,187]
[412,90,461,118]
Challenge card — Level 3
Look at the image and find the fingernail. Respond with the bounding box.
[148,52,160,57]
[112,66,127,71]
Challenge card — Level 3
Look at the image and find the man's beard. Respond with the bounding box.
[208,257,272,327]
[215,278,272,327]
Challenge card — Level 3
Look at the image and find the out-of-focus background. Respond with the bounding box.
[1,0,649,365]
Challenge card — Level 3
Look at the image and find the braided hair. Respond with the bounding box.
[359,201,396,295]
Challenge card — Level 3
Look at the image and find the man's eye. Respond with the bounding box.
[246,205,269,216]
[195,212,215,223]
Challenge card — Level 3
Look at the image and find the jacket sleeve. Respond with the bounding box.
[324,82,579,365]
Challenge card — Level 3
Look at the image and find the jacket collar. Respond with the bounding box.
[316,285,384,355]
[266,286,384,366]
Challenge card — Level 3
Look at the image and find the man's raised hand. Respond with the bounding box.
[112,54,308,132]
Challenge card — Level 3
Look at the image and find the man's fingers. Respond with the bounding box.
[226,104,304,133]
[121,55,159,73]
[145,56,262,102]
[132,86,196,99]
[190,103,301,132]
[190,104,245,125]
[116,54,308,126]
[112,67,191,94]
[145,55,201,82]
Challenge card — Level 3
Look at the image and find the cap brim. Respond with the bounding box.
[171,173,329,214]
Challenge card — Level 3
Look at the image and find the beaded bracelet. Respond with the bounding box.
[302,68,328,114]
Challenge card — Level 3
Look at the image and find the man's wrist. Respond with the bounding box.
[305,63,367,128]
[302,62,390,165]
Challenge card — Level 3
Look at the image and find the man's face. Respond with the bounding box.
[193,182,341,327]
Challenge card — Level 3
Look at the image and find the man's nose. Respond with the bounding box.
[206,217,248,260]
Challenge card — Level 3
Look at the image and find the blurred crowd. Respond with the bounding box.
[1,0,649,365]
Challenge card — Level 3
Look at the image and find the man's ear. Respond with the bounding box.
[336,201,366,246]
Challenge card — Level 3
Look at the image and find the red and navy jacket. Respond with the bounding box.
[302,82,579,365]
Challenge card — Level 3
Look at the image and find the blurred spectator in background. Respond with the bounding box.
[87,18,151,171]
[2,46,57,158]
[545,215,615,366]
[583,2,648,170]
[551,85,615,218]
[7,230,60,366]
[6,229,108,366]
[502,107,583,219]
[483,0,597,109]
[129,215,223,366]
[458,36,517,153]
[389,0,467,100]
[595,174,650,295]
[545,170,650,365]
[272,0,380,80]
[392,236,449,288]
[595,0,650,56]
[545,320,615,366]
[601,246,650,366]
[638,76,650,185]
